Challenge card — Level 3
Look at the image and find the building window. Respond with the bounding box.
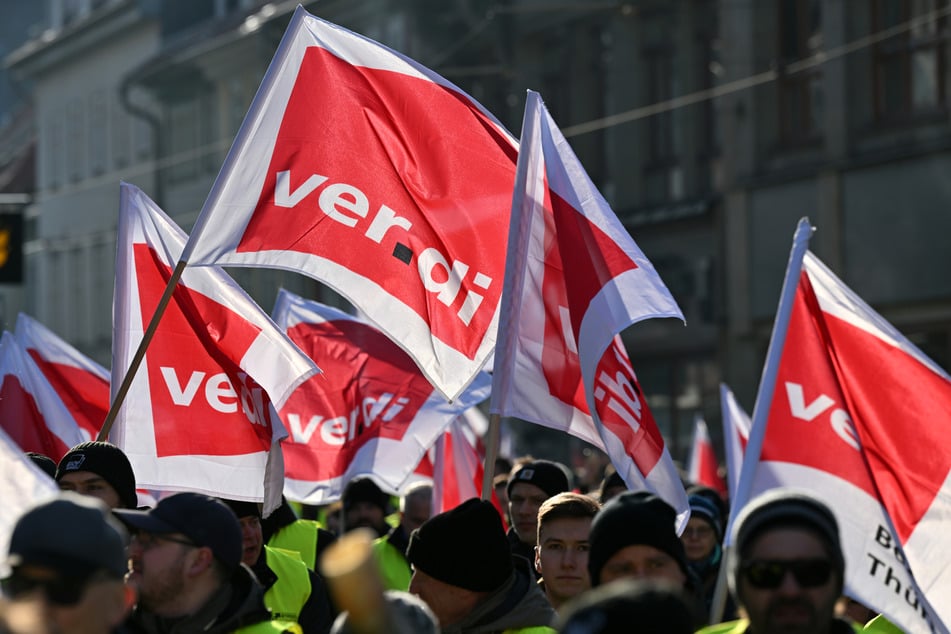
[873,0,950,122]
[88,90,108,176]
[47,112,65,189]
[67,98,85,183]
[112,93,130,168]
[777,0,823,145]
[643,47,683,206]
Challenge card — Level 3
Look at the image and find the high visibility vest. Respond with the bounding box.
[234,619,302,634]
[263,546,311,625]
[268,519,321,570]
[371,536,411,591]
[502,627,556,634]
[862,615,903,633]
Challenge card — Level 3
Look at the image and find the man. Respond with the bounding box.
[407,498,556,633]
[2,493,135,634]
[534,492,599,611]
[56,441,138,509]
[372,482,432,591]
[222,499,336,633]
[114,492,299,634]
[698,488,853,634]
[261,496,338,572]
[507,460,571,572]
[340,477,391,537]
[555,579,695,634]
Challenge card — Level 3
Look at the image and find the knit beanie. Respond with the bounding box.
[406,498,513,592]
[342,477,390,512]
[728,488,844,596]
[56,441,138,509]
[688,494,722,541]
[507,460,571,499]
[588,492,688,586]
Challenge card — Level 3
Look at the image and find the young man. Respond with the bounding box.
[534,492,600,611]
[699,489,853,634]
[55,441,138,510]
[506,460,571,573]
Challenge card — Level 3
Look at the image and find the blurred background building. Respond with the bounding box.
[3,0,950,466]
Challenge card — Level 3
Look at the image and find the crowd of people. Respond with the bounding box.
[0,440,901,633]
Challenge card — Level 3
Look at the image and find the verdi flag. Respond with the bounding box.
[686,415,726,497]
[180,6,518,403]
[719,382,750,500]
[111,183,318,513]
[491,91,688,526]
[0,331,85,461]
[14,313,110,440]
[272,289,491,504]
[731,218,949,634]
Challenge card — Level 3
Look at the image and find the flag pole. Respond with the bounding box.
[97,260,186,441]
[709,217,814,623]
[481,413,502,499]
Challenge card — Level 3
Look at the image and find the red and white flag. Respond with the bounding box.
[272,289,492,504]
[180,6,518,403]
[686,416,726,497]
[732,219,949,634]
[491,91,688,527]
[719,383,750,500]
[111,183,319,512]
[14,313,110,441]
[0,331,86,461]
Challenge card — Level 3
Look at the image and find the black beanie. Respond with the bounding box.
[688,494,722,541]
[342,477,390,512]
[407,498,513,592]
[729,489,844,596]
[507,460,570,499]
[221,498,261,519]
[588,492,688,586]
[56,441,138,509]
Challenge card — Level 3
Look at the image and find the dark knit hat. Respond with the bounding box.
[728,489,844,596]
[56,441,138,509]
[220,498,261,519]
[342,477,390,512]
[588,492,688,586]
[507,460,570,499]
[688,494,722,541]
[407,498,513,592]
[26,452,57,479]
[114,492,243,572]
[557,579,694,634]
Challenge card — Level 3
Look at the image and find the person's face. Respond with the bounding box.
[126,531,198,616]
[508,482,548,545]
[408,568,481,627]
[738,527,840,634]
[682,517,718,562]
[401,495,431,533]
[599,544,687,587]
[237,515,264,566]
[535,516,592,606]
[344,501,386,534]
[57,472,122,510]
[5,565,133,634]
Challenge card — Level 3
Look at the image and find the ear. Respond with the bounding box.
[185,547,215,578]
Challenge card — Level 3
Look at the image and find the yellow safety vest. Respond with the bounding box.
[371,536,411,591]
[263,546,311,625]
[268,520,321,571]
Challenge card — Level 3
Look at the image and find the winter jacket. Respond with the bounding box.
[696,616,861,634]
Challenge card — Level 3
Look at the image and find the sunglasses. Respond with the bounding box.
[2,570,112,606]
[741,559,834,589]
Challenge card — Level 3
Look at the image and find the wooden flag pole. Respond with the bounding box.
[97,260,187,441]
[481,412,502,500]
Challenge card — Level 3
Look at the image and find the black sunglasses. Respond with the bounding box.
[1,570,109,606]
[741,559,834,589]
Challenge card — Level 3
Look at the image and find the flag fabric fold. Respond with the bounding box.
[272,289,492,504]
[180,6,519,403]
[490,90,688,527]
[111,183,319,513]
[718,383,750,501]
[14,313,111,440]
[730,218,950,634]
[0,331,86,460]
[685,415,726,497]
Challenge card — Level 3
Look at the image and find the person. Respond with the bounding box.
[2,493,135,634]
[506,460,571,575]
[329,590,439,634]
[340,477,391,537]
[595,468,626,505]
[682,494,735,621]
[261,496,338,572]
[555,578,695,634]
[534,492,600,612]
[407,498,556,633]
[222,499,336,633]
[25,452,57,479]
[372,482,432,591]
[55,441,138,510]
[698,488,852,634]
[114,492,300,634]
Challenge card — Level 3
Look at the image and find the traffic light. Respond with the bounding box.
[0,212,24,284]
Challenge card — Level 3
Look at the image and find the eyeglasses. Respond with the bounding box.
[2,570,114,606]
[130,532,196,550]
[741,559,834,589]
